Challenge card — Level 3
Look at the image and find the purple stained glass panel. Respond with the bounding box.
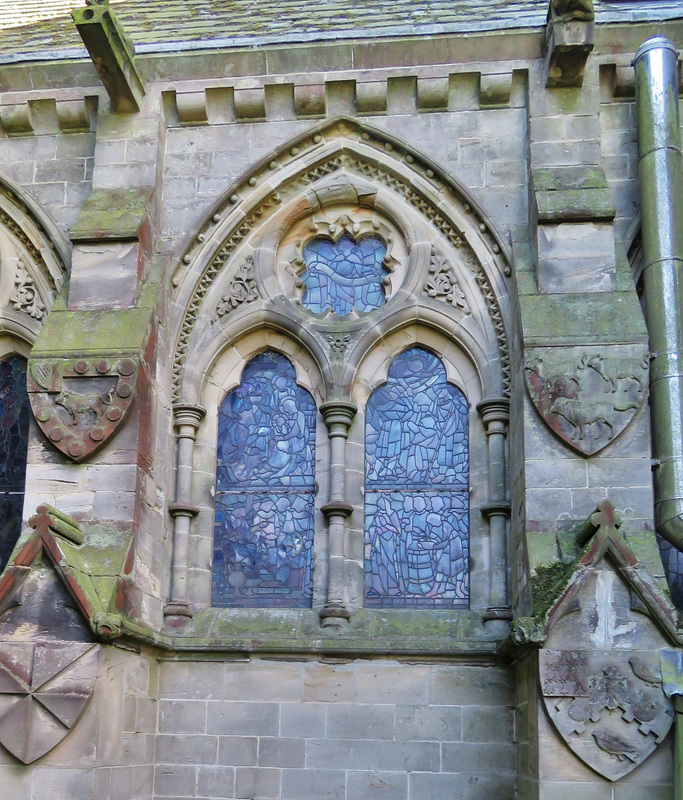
[302,234,387,316]
[212,352,316,607]
[0,356,29,574]
[365,348,469,608]
[365,492,469,607]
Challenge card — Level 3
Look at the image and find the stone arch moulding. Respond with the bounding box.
[170,116,513,407]
[0,171,69,347]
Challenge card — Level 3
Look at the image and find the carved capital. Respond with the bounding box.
[476,397,510,433]
[172,403,206,436]
[320,401,357,436]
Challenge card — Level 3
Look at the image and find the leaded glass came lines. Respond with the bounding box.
[302,235,387,316]
[365,348,469,607]
[212,352,316,607]
[0,356,29,574]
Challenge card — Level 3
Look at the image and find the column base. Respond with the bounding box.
[164,600,193,621]
[319,604,351,629]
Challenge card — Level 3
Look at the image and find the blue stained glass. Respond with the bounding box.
[364,348,469,608]
[302,234,387,316]
[365,348,468,489]
[212,352,316,607]
[0,356,29,574]
[658,537,683,607]
[365,492,469,607]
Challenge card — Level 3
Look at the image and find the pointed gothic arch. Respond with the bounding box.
[166,116,514,619]
[170,116,512,406]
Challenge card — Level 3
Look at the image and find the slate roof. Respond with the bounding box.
[1,0,683,63]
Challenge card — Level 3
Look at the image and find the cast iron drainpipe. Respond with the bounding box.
[634,37,683,552]
[635,37,683,800]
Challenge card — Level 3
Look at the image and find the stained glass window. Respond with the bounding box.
[365,348,469,607]
[659,538,683,607]
[0,356,30,574]
[212,351,316,607]
[302,234,387,316]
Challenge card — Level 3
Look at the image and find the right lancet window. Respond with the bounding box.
[364,347,470,608]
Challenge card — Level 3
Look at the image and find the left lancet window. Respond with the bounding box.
[0,355,30,574]
[212,351,316,608]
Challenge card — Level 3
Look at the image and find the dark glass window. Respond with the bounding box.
[0,355,29,574]
[212,351,316,607]
[365,347,469,608]
[302,235,387,316]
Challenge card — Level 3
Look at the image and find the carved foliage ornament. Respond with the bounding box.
[215,257,259,319]
[0,642,98,764]
[540,649,673,781]
[524,346,649,456]
[10,260,46,321]
[28,357,139,462]
[423,249,469,313]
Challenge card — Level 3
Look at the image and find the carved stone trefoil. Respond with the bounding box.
[423,251,469,313]
[524,345,649,456]
[326,334,351,358]
[216,258,259,318]
[10,261,46,321]
[0,642,99,764]
[28,356,139,462]
[540,648,674,781]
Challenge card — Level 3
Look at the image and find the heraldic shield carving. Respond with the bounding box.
[27,357,138,462]
[0,642,98,764]
[540,649,674,781]
[524,344,649,456]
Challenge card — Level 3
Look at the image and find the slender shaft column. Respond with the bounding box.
[477,398,512,624]
[165,403,206,620]
[319,401,356,628]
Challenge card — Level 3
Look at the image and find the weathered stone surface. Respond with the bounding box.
[0,643,98,764]
[524,345,649,456]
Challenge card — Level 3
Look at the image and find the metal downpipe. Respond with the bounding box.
[634,37,683,551]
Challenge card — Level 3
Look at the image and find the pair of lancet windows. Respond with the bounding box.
[211,228,471,610]
[212,347,470,609]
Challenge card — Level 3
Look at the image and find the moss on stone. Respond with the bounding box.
[530,559,575,618]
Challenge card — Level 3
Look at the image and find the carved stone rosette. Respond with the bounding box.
[27,356,139,462]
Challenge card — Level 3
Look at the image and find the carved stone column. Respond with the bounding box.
[477,398,512,625]
[319,401,356,628]
[165,403,205,620]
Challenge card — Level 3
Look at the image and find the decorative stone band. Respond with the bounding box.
[168,503,200,519]
[480,501,512,520]
[321,502,354,519]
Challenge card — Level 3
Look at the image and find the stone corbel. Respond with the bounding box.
[71,0,145,113]
[543,0,595,88]
[477,398,512,626]
[165,403,206,621]
[319,401,357,628]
